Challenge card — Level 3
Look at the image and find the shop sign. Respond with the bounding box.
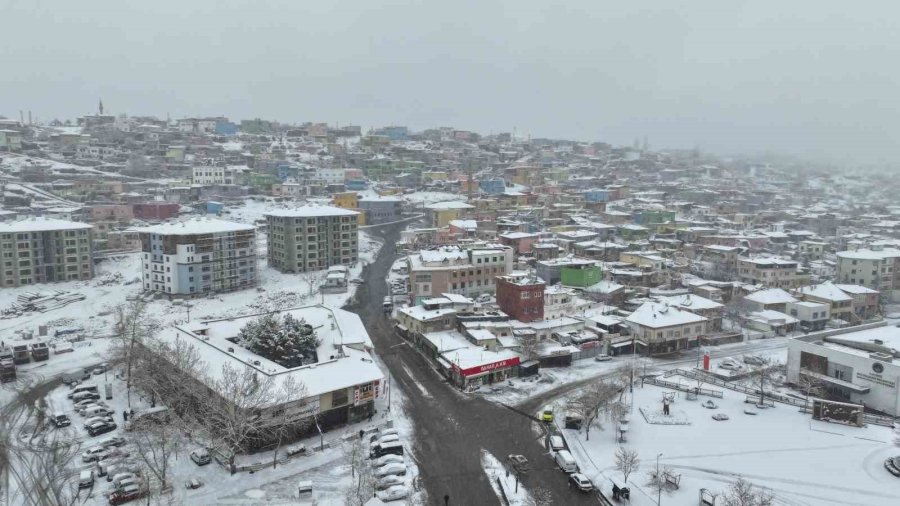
[456,357,521,377]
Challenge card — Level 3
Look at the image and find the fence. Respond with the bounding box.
[660,368,896,427]
[646,375,723,398]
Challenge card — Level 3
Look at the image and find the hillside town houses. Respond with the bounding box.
[3,112,900,409]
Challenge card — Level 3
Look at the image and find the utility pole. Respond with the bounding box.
[657,452,663,505]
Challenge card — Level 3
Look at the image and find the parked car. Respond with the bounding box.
[373,434,400,446]
[190,448,211,466]
[185,478,203,490]
[370,441,404,459]
[376,484,410,502]
[594,354,612,362]
[349,278,364,285]
[115,477,143,491]
[507,454,529,472]
[375,475,406,491]
[374,454,404,467]
[370,428,399,444]
[99,448,130,462]
[549,435,565,451]
[541,407,554,423]
[742,355,766,366]
[719,358,742,370]
[99,436,127,448]
[569,472,593,491]
[75,399,105,410]
[109,485,145,505]
[82,446,109,463]
[554,450,578,473]
[83,416,115,429]
[374,463,407,478]
[87,421,117,437]
[78,469,94,489]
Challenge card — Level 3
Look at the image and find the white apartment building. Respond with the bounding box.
[625,301,709,355]
[265,206,359,273]
[192,165,250,185]
[0,218,94,287]
[315,168,345,185]
[836,247,900,299]
[138,218,257,296]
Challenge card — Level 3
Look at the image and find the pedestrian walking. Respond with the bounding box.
[123,410,128,422]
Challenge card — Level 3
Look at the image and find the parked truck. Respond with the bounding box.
[12,345,30,365]
[30,342,49,362]
[0,352,16,383]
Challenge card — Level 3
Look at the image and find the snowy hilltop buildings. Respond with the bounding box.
[265,206,359,273]
[138,218,257,296]
[407,245,514,304]
[0,218,94,286]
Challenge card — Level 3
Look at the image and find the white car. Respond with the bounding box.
[374,454,404,467]
[374,462,407,478]
[549,435,565,451]
[82,446,108,463]
[375,475,406,491]
[569,472,593,492]
[594,354,612,362]
[376,484,410,502]
[373,434,400,446]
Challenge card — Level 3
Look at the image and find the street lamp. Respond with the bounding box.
[656,452,663,506]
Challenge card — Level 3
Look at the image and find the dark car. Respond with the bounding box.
[100,436,127,448]
[108,488,146,505]
[88,421,117,437]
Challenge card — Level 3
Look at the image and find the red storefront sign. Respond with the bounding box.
[453,357,521,377]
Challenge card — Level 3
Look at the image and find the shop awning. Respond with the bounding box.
[610,341,633,348]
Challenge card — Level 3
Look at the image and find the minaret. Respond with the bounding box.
[98,98,104,115]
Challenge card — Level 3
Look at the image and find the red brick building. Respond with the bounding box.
[496,274,545,323]
[133,202,180,221]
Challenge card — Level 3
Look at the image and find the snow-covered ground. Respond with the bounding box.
[481,450,536,505]
[0,199,410,505]
[560,378,900,505]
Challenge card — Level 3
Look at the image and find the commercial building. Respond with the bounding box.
[138,218,257,295]
[0,218,94,287]
[786,323,900,416]
[156,305,383,442]
[358,196,402,225]
[407,245,514,304]
[265,206,359,273]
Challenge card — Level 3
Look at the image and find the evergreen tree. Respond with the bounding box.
[237,313,321,367]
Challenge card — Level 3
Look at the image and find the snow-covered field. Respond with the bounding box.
[560,379,900,505]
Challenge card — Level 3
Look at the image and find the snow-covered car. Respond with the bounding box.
[549,435,565,451]
[376,484,410,502]
[87,421,117,437]
[369,428,399,444]
[742,355,765,366]
[99,436,127,448]
[185,478,203,489]
[99,448,130,462]
[375,475,406,491]
[190,448,211,466]
[374,463,407,478]
[82,446,109,463]
[74,399,104,410]
[569,473,593,492]
[374,454,404,467]
[115,476,143,491]
[718,359,742,370]
[349,278,364,285]
[373,434,400,446]
[594,354,612,362]
[83,415,115,429]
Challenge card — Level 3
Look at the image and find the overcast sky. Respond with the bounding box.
[3,1,898,164]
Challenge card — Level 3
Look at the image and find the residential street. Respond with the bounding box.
[345,220,601,505]
[346,220,793,505]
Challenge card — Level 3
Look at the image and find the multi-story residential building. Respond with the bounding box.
[425,201,474,227]
[737,256,809,288]
[834,284,880,321]
[138,218,257,296]
[795,282,853,322]
[496,273,545,322]
[407,245,514,304]
[266,206,359,273]
[192,165,250,185]
[0,218,94,287]
[836,247,900,298]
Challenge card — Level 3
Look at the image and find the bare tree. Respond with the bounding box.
[111,299,157,407]
[644,464,675,497]
[720,477,775,506]
[746,357,782,407]
[132,423,179,493]
[1,404,82,506]
[197,362,299,474]
[524,486,553,506]
[342,435,368,482]
[614,447,640,483]
[798,373,825,411]
[343,452,375,506]
[269,377,310,469]
[567,379,620,440]
[517,333,540,362]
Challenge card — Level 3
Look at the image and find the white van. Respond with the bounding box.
[554,450,578,473]
[78,469,94,489]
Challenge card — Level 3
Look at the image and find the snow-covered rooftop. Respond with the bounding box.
[625,302,707,328]
[0,217,92,233]
[265,205,359,217]
[796,282,853,302]
[744,288,797,305]
[137,217,255,235]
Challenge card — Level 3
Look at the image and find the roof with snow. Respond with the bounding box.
[744,288,797,305]
[0,217,92,233]
[425,201,474,210]
[796,282,853,302]
[834,284,879,295]
[265,205,359,217]
[625,302,707,328]
[137,218,254,235]
[658,294,723,311]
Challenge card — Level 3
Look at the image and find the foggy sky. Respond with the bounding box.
[3,0,899,164]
